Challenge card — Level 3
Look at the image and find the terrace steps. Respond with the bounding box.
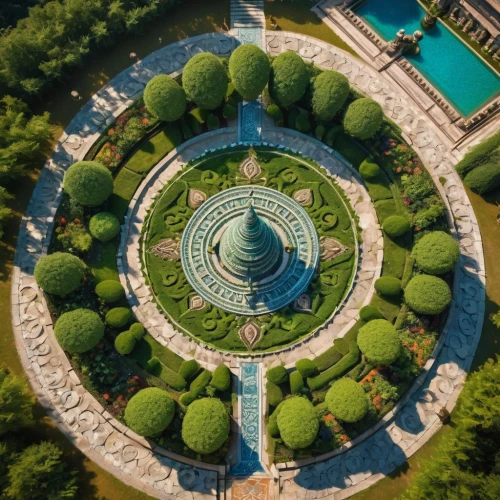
[230,0,265,29]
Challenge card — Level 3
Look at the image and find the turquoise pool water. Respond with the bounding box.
[356,0,500,116]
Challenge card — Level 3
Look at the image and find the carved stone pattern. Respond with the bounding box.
[293,188,313,206]
[239,321,261,350]
[187,188,206,209]
[293,294,311,313]
[189,295,206,311]
[149,239,180,260]
[320,236,348,261]
[238,156,262,180]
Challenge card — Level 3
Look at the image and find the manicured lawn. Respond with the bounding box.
[87,241,119,284]
[265,0,359,57]
[109,168,143,221]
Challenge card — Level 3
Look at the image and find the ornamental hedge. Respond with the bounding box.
[295,358,319,378]
[325,378,368,423]
[359,305,384,322]
[89,212,120,242]
[114,330,136,355]
[129,323,146,341]
[178,359,200,381]
[359,158,380,180]
[143,74,186,122]
[412,231,459,275]
[228,44,270,100]
[95,280,125,303]
[181,398,230,454]
[266,365,288,384]
[34,252,85,296]
[211,364,231,391]
[464,162,500,195]
[311,70,350,122]
[105,307,132,328]
[375,276,402,296]
[343,98,383,140]
[357,319,401,366]
[269,51,309,108]
[277,397,319,449]
[404,275,451,315]
[266,381,283,407]
[266,103,283,124]
[290,370,304,395]
[54,309,104,353]
[182,53,228,109]
[63,161,113,207]
[382,215,411,238]
[124,388,175,436]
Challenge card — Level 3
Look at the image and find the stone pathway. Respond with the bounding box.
[231,0,265,29]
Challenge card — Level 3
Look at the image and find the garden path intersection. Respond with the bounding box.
[10,11,486,500]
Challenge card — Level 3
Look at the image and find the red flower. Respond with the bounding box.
[340,434,349,442]
[115,153,121,160]
[141,118,149,126]
[60,217,67,225]
[111,145,117,151]
[103,393,110,400]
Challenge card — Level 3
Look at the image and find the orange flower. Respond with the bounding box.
[115,153,121,160]
[324,414,335,423]
[424,339,431,346]
[108,128,116,136]
[340,434,349,442]
[396,166,402,173]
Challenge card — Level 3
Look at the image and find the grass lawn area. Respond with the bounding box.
[109,168,143,221]
[130,334,184,372]
[265,0,358,57]
[87,241,120,284]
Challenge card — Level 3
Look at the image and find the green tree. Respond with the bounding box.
[0,366,34,436]
[5,441,78,499]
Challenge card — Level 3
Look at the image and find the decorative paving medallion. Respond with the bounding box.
[320,236,349,261]
[189,294,206,311]
[239,321,261,350]
[148,238,180,260]
[293,188,313,206]
[231,478,271,500]
[187,188,206,209]
[238,156,262,181]
[180,186,320,315]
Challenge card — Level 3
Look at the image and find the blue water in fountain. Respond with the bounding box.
[356,0,500,116]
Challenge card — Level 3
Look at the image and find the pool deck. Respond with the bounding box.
[313,0,500,152]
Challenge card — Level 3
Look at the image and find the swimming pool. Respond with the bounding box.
[355,0,500,116]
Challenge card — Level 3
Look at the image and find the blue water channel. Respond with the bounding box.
[356,0,500,116]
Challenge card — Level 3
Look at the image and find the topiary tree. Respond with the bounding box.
[114,330,136,355]
[129,322,145,341]
[412,231,459,275]
[182,53,228,110]
[95,280,125,303]
[54,309,104,353]
[211,364,231,391]
[5,441,78,500]
[311,70,350,122]
[266,381,283,407]
[178,359,200,381]
[382,215,411,238]
[359,158,380,180]
[343,98,383,140]
[325,378,368,423]
[266,103,283,124]
[144,74,186,122]
[229,44,270,100]
[181,398,230,454]
[357,319,401,366]
[63,161,113,207]
[105,307,132,328]
[124,388,175,436]
[404,275,451,315]
[290,370,304,395]
[89,212,120,242]
[267,401,284,437]
[277,396,319,449]
[375,276,402,296]
[269,51,309,108]
[0,366,34,436]
[295,358,319,378]
[464,162,500,195]
[359,305,384,322]
[266,365,288,384]
[34,252,85,296]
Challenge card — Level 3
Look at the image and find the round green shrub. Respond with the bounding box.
[277,397,319,449]
[266,365,288,384]
[63,161,113,207]
[295,358,319,378]
[178,359,200,381]
[325,378,368,423]
[290,370,304,395]
[357,319,401,366]
[182,53,228,109]
[266,104,283,124]
[464,162,500,194]
[375,276,402,296]
[125,388,175,436]
[211,364,231,391]
[404,275,451,315]
[114,330,136,355]
[295,113,311,133]
[89,212,120,242]
[412,231,459,275]
[343,98,384,140]
[382,216,411,238]
[266,381,283,407]
[34,252,85,296]
[311,70,350,122]
[105,307,132,328]
[206,113,220,131]
[54,309,104,353]
[95,280,125,303]
[267,401,284,437]
[359,159,380,180]
[144,74,186,122]
[223,103,237,120]
[129,322,146,341]
[181,398,230,454]
[269,51,309,108]
[359,305,384,322]
[229,44,270,100]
